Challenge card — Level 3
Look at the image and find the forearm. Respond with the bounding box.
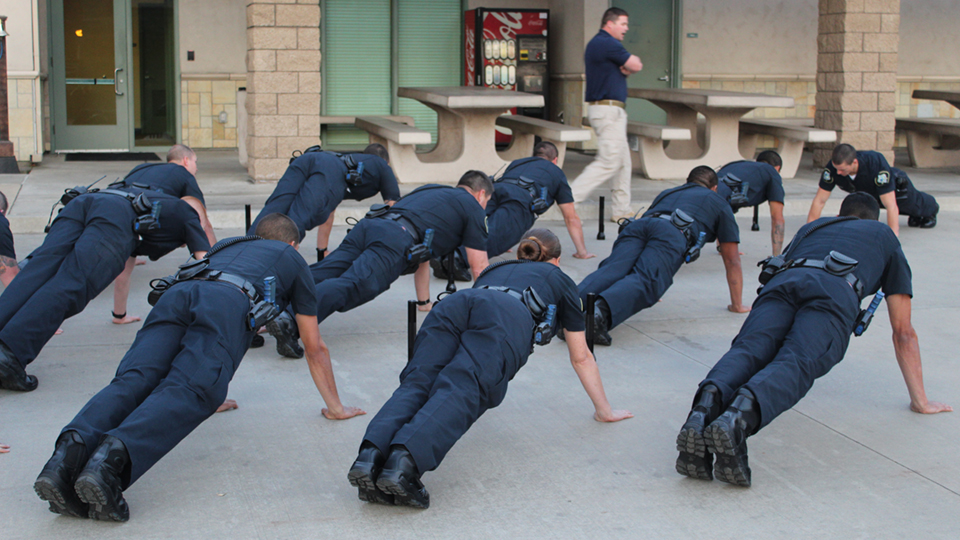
[771,219,785,256]
[807,195,827,223]
[893,329,932,410]
[414,261,430,302]
[0,256,18,287]
[305,346,345,414]
[112,257,136,312]
[570,354,614,419]
[316,211,335,250]
[565,215,589,256]
[720,244,746,309]
[886,207,900,237]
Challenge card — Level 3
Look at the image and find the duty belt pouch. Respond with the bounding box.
[722,173,750,210]
[365,203,391,220]
[757,255,787,286]
[893,171,910,199]
[403,229,434,273]
[823,251,858,277]
[341,154,364,187]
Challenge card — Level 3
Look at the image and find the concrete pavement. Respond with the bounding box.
[0,150,958,538]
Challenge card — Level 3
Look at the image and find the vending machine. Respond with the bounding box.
[465,8,549,141]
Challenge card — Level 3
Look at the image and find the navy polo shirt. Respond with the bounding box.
[343,154,401,203]
[717,161,785,208]
[0,212,15,259]
[115,163,205,205]
[819,150,899,202]
[644,183,740,244]
[584,30,631,103]
[499,157,574,209]
[392,185,488,256]
[782,217,912,298]
[474,260,585,333]
[126,188,211,260]
[204,238,318,316]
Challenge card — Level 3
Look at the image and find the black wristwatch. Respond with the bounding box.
[415,299,430,306]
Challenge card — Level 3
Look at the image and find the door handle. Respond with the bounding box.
[658,75,670,82]
[114,68,124,96]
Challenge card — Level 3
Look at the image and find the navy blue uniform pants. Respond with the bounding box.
[248,172,336,242]
[891,180,938,219]
[577,219,686,329]
[309,219,413,323]
[485,197,536,258]
[0,197,134,367]
[701,270,859,430]
[362,289,533,473]
[64,282,251,487]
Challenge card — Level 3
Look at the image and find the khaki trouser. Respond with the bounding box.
[570,104,633,216]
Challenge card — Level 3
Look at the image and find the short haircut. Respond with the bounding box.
[0,191,7,213]
[839,192,880,221]
[602,7,628,27]
[517,228,561,262]
[687,165,718,189]
[533,141,558,161]
[457,170,494,195]
[831,143,857,166]
[363,143,390,164]
[166,144,195,163]
[255,213,300,244]
[756,150,782,169]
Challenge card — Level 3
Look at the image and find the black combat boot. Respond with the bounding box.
[0,341,38,392]
[376,446,429,509]
[675,384,722,481]
[34,431,90,518]
[347,442,395,505]
[704,388,760,487]
[429,257,449,280]
[920,214,937,229]
[74,435,131,522]
[266,311,304,359]
[592,297,613,347]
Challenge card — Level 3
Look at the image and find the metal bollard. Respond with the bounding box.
[445,252,457,294]
[407,300,417,361]
[585,293,597,353]
[597,196,606,240]
[751,205,760,231]
[245,204,252,232]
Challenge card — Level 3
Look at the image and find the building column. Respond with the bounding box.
[245,1,321,181]
[814,0,900,166]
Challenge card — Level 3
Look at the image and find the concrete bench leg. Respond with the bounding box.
[774,138,805,178]
[905,131,960,168]
[739,133,759,161]
[631,136,684,179]
[368,134,422,184]
[497,131,535,164]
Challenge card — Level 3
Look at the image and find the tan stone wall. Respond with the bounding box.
[180,76,247,149]
[5,76,42,162]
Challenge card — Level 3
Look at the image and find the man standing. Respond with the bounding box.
[807,143,939,236]
[717,151,786,255]
[676,193,950,487]
[570,7,643,222]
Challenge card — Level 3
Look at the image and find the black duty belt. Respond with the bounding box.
[499,177,536,198]
[478,285,525,304]
[762,256,864,300]
[189,268,260,303]
[382,212,422,243]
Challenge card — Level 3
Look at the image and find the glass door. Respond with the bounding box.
[51,0,131,151]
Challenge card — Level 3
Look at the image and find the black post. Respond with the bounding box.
[445,252,457,293]
[751,205,760,231]
[407,300,417,361]
[597,196,606,240]
[585,293,597,353]
[245,204,252,232]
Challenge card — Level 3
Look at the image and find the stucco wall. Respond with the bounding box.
[899,0,960,76]
[179,0,247,75]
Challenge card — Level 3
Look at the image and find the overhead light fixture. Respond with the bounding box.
[0,16,9,38]
[75,29,83,37]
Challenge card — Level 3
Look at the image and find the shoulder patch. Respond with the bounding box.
[821,169,833,184]
[876,171,890,186]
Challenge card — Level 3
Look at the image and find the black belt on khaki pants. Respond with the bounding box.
[587,100,625,108]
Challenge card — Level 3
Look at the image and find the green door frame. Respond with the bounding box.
[49,0,181,153]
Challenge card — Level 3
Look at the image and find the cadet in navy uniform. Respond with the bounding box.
[248,143,400,260]
[0,191,19,287]
[347,229,632,508]
[432,142,595,281]
[0,186,211,392]
[33,214,365,522]
[268,171,492,358]
[676,193,951,487]
[109,144,216,325]
[717,150,786,255]
[807,143,939,235]
[578,166,748,346]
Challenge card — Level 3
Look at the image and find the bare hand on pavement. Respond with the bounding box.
[322,406,366,420]
[728,304,751,314]
[112,314,142,325]
[911,401,952,414]
[595,409,634,422]
[216,399,239,413]
[572,252,597,260]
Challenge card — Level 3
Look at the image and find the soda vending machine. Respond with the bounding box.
[464,8,549,141]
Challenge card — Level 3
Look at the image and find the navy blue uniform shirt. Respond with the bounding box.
[584,30,631,103]
[391,185,488,256]
[474,260,585,333]
[203,238,317,316]
[644,184,740,243]
[499,157,574,209]
[717,161,785,208]
[344,154,401,202]
[819,150,900,201]
[782,217,912,298]
[115,163,205,205]
[0,212,14,259]
[121,188,211,260]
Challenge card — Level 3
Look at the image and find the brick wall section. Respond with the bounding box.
[181,77,246,149]
[246,0,321,181]
[814,0,900,165]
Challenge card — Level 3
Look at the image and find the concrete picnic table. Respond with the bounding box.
[391,86,544,183]
[912,89,960,109]
[898,90,960,167]
[627,88,794,178]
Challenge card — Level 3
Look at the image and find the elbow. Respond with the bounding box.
[892,326,917,348]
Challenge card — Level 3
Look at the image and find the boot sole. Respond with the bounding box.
[675,424,712,480]
[34,476,88,518]
[704,423,751,487]
[74,474,130,522]
[265,320,303,359]
[376,471,429,509]
[348,464,395,505]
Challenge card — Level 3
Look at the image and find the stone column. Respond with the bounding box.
[246,1,321,181]
[814,0,900,166]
